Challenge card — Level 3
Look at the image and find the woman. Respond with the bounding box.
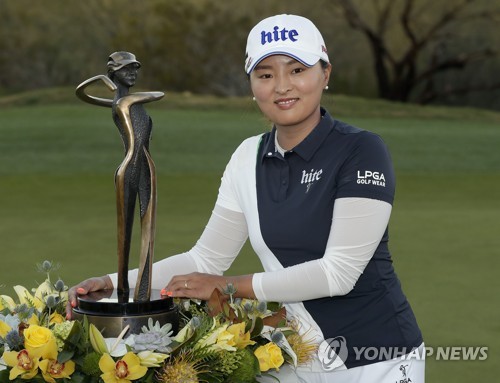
[68,14,424,382]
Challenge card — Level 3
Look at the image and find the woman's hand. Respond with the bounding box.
[164,272,255,301]
[65,275,113,319]
[164,272,226,301]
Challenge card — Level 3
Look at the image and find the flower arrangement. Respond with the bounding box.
[0,261,317,383]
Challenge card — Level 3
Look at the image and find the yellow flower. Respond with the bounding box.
[214,327,237,351]
[0,295,15,311]
[157,350,209,383]
[197,323,236,352]
[39,358,76,383]
[2,349,40,380]
[254,342,284,372]
[28,314,40,326]
[99,352,148,383]
[35,280,54,303]
[49,312,65,324]
[227,322,256,349]
[0,320,11,338]
[23,324,58,360]
[286,333,318,365]
[13,285,44,311]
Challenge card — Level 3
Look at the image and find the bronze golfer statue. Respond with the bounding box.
[76,52,164,303]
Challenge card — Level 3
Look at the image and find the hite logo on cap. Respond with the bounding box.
[245,14,329,74]
[261,26,299,45]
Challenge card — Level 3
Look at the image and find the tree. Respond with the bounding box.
[335,0,500,104]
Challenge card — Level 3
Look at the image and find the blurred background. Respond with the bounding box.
[1,0,499,110]
[0,0,499,382]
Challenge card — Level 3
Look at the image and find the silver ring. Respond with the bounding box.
[184,280,188,289]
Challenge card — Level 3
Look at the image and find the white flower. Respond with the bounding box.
[104,338,128,357]
[137,351,169,367]
[89,323,130,357]
[172,318,196,343]
[0,356,7,371]
[0,314,20,330]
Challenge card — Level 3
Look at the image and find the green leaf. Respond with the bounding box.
[57,348,75,363]
[244,319,252,333]
[0,370,10,381]
[66,320,84,345]
[266,302,281,312]
[70,371,99,383]
[141,369,157,383]
[250,317,263,338]
[277,318,287,328]
[223,302,231,318]
[251,350,261,377]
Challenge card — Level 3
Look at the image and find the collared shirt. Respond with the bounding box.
[257,108,395,267]
[216,107,422,368]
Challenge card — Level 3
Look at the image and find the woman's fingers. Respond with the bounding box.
[66,276,113,319]
[164,272,222,300]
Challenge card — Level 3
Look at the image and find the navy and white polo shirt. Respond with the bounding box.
[216,107,422,368]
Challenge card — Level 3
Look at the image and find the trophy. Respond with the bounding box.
[72,52,178,336]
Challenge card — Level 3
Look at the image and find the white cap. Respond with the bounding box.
[245,14,329,74]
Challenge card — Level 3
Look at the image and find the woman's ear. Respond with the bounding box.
[323,63,332,88]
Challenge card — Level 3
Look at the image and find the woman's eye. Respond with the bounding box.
[292,67,304,74]
[259,73,272,79]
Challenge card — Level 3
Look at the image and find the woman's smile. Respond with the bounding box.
[274,97,299,109]
[250,55,331,149]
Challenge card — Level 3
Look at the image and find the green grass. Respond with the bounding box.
[0,92,499,381]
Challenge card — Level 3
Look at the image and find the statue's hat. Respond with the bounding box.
[107,51,141,72]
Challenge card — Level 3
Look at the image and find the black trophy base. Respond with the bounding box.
[72,288,179,338]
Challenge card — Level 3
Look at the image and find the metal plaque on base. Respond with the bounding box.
[73,289,178,337]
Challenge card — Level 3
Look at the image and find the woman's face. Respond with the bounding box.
[250,55,331,133]
[113,64,139,88]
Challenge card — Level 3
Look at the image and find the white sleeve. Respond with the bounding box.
[108,204,248,289]
[252,197,392,302]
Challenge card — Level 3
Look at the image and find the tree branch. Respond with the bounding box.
[401,0,418,46]
[337,0,396,65]
[419,81,500,104]
[420,0,476,46]
[374,0,396,36]
[414,48,497,86]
